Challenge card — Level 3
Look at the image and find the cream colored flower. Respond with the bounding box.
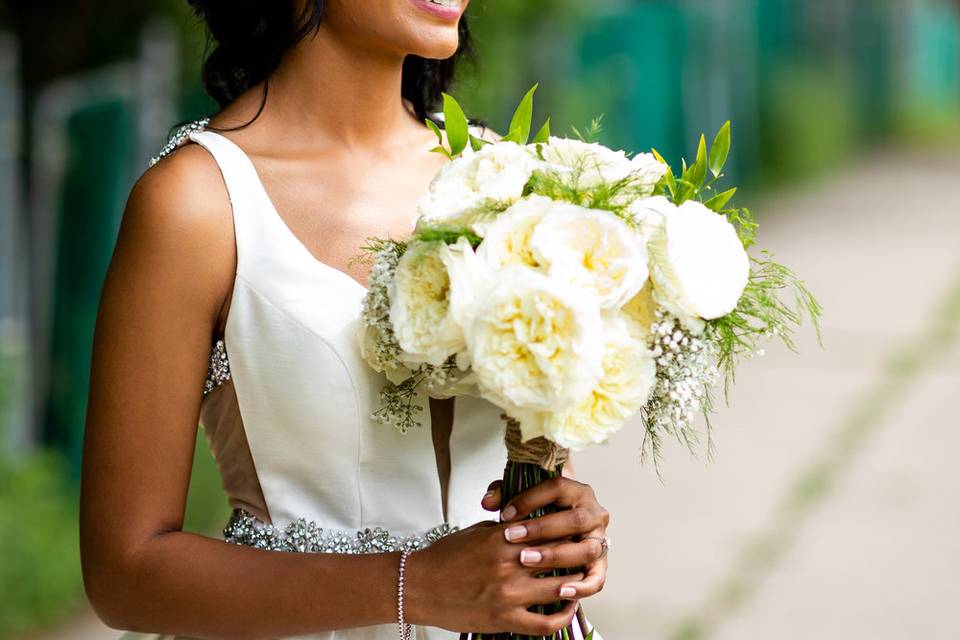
[630,153,670,196]
[389,239,468,367]
[543,313,657,450]
[627,195,673,237]
[530,204,649,309]
[621,281,659,338]
[415,141,538,234]
[357,321,413,385]
[475,195,553,270]
[647,200,750,331]
[538,137,667,193]
[462,266,604,441]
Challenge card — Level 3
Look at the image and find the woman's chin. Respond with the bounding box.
[412,37,461,61]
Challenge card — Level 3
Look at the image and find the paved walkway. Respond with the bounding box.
[34,149,960,639]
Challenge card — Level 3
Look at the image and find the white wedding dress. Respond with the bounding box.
[122,125,511,639]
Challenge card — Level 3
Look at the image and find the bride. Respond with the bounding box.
[80,1,610,637]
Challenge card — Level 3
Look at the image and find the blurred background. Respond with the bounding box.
[1,0,959,638]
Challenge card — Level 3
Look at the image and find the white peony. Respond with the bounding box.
[475,195,553,270]
[530,204,649,309]
[415,141,538,234]
[646,199,750,332]
[389,239,470,367]
[537,137,667,193]
[542,313,657,450]
[461,266,605,441]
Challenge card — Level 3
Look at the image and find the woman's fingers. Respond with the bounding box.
[558,558,607,599]
[517,571,585,605]
[481,480,502,512]
[502,507,604,544]
[518,537,607,570]
[501,476,600,522]
[509,598,580,636]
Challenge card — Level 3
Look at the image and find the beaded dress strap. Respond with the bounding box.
[149,118,210,167]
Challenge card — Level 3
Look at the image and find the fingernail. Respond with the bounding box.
[501,505,517,520]
[519,549,542,565]
[560,586,576,598]
[483,491,495,501]
[504,525,527,541]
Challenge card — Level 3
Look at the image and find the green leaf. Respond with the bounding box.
[652,148,676,199]
[704,187,737,211]
[532,117,551,144]
[425,118,444,146]
[689,134,708,189]
[429,145,451,159]
[469,134,489,152]
[506,83,538,144]
[709,121,731,178]
[441,93,470,157]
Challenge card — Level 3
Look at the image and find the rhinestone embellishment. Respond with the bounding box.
[223,508,457,554]
[149,117,210,166]
[203,339,231,396]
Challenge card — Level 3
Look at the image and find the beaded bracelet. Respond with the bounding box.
[397,549,413,640]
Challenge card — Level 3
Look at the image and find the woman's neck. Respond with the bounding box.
[248,23,416,150]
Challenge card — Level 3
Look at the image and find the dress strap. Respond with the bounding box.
[149,118,210,166]
[186,130,276,277]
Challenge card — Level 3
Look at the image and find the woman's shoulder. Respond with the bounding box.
[130,137,233,243]
[116,138,235,298]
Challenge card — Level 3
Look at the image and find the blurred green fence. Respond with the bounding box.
[463,0,960,184]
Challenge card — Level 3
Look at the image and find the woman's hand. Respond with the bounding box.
[482,476,609,602]
[404,520,581,635]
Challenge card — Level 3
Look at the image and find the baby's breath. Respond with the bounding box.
[641,310,720,472]
[359,240,406,374]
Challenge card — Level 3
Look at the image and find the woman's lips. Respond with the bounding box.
[411,0,463,21]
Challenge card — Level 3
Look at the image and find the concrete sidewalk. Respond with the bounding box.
[577,149,960,639]
[34,149,960,640]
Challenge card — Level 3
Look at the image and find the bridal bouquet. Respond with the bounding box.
[357,86,820,639]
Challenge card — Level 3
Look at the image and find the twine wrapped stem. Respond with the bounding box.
[502,415,569,471]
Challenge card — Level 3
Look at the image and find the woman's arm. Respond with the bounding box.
[80,147,577,639]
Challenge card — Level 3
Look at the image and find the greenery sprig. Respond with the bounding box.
[426,84,551,159]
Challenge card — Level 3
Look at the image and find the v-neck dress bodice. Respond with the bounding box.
[125,129,509,640]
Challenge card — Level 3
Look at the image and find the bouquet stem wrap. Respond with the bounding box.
[460,419,594,640]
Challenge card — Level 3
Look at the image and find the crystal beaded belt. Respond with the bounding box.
[223,508,457,554]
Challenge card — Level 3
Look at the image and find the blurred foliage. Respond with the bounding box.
[0,335,227,635]
[0,450,83,637]
[760,62,858,182]
[0,340,82,637]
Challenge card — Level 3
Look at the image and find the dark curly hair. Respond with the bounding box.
[187,0,473,121]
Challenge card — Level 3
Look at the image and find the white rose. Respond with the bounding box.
[475,195,553,270]
[538,137,667,193]
[542,313,657,450]
[530,204,649,309]
[462,266,604,441]
[415,141,538,234]
[647,200,750,330]
[389,239,469,367]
